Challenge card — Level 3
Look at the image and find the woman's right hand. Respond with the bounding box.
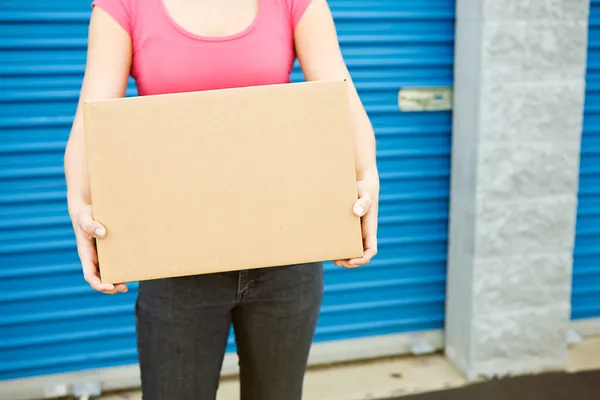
[74,205,128,294]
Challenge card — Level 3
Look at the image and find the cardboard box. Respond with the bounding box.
[83,80,363,283]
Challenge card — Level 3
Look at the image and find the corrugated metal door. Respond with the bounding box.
[572,0,600,321]
[0,0,454,381]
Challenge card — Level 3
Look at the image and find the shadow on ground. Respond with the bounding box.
[392,369,600,400]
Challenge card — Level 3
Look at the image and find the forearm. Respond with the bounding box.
[65,7,133,223]
[65,104,91,221]
[347,80,379,192]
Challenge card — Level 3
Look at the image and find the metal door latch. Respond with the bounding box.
[399,87,453,112]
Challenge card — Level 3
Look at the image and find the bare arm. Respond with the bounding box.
[64,7,131,293]
[295,0,379,267]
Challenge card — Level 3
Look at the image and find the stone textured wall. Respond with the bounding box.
[446,0,589,379]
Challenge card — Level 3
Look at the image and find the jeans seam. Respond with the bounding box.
[236,270,246,302]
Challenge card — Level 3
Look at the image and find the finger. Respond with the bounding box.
[114,283,129,293]
[84,270,116,292]
[82,260,118,294]
[349,231,378,266]
[85,272,118,294]
[363,232,377,253]
[78,212,106,239]
[348,247,378,266]
[334,259,358,269]
[353,196,373,217]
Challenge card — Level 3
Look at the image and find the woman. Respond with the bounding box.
[64,0,379,398]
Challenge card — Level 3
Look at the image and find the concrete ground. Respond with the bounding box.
[100,337,600,400]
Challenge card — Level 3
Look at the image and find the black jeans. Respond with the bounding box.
[135,262,324,400]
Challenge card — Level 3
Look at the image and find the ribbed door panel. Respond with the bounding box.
[0,0,454,380]
[572,0,600,320]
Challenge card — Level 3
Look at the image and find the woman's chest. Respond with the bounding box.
[131,21,296,95]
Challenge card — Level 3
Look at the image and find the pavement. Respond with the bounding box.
[99,336,600,400]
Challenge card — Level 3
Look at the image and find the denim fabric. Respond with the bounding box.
[135,262,324,400]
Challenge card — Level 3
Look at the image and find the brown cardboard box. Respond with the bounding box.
[83,80,363,283]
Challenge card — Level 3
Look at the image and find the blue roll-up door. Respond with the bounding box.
[572,0,600,321]
[0,0,454,382]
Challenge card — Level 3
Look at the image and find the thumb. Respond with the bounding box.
[353,196,373,217]
[78,209,106,239]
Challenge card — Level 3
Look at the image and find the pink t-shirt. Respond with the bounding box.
[91,0,311,95]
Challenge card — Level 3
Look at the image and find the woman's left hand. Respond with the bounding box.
[334,179,379,268]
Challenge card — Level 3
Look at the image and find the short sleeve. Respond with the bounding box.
[92,0,132,36]
[286,0,313,30]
